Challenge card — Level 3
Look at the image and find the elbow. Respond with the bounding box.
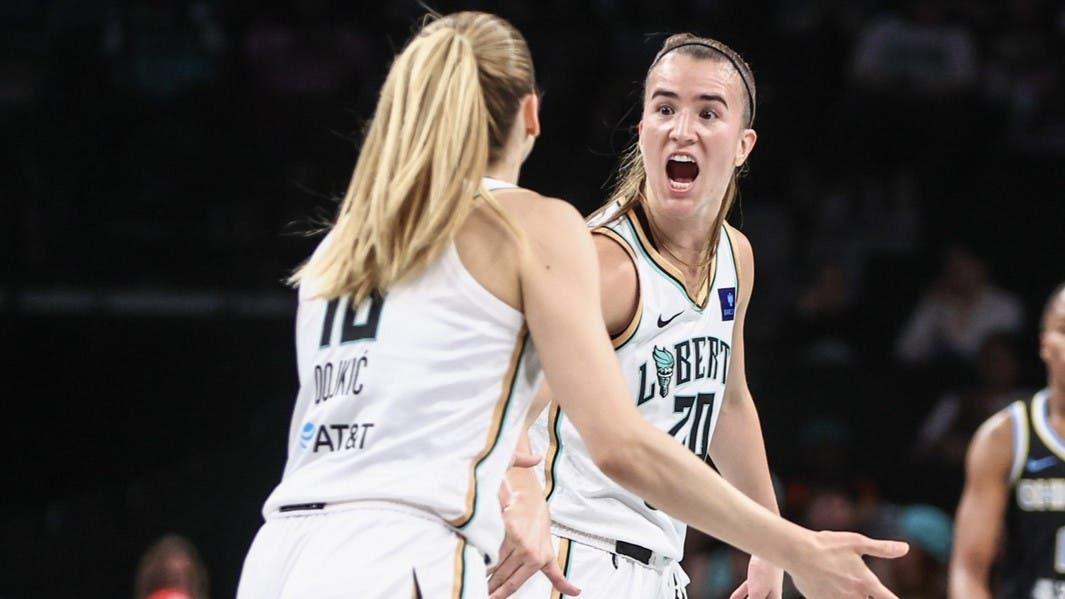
[593,448,630,483]
[588,426,645,486]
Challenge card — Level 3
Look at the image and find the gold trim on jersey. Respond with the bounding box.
[722,224,738,299]
[592,226,643,350]
[1031,390,1065,462]
[611,300,643,350]
[549,538,574,599]
[449,328,528,529]
[1009,399,1031,484]
[624,212,715,310]
[451,536,466,599]
[543,401,563,501]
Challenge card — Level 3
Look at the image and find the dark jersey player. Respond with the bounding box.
[951,283,1065,599]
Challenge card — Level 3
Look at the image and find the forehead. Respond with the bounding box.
[1049,293,1065,319]
[645,53,744,104]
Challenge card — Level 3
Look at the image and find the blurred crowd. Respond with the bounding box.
[3,0,1063,597]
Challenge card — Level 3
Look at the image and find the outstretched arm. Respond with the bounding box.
[949,409,1014,599]
[518,200,907,598]
[708,229,782,599]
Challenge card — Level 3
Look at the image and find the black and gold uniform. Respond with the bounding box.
[1003,390,1065,599]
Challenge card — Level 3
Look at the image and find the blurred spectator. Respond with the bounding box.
[105,1,227,99]
[133,534,209,599]
[913,332,1029,467]
[982,0,1065,155]
[896,245,1023,366]
[872,504,952,599]
[851,0,977,97]
[792,262,859,366]
[685,544,749,599]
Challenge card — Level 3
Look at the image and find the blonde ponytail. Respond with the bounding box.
[290,12,535,304]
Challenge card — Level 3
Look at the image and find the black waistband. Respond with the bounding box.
[615,540,653,565]
[279,502,326,512]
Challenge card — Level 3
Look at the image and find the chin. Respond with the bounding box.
[649,184,712,219]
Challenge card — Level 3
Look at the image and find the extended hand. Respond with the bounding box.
[790,531,908,599]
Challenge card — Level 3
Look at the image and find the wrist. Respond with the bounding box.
[778,525,820,576]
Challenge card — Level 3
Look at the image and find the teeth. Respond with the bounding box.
[669,154,695,163]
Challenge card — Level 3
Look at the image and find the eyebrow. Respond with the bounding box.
[649,88,729,106]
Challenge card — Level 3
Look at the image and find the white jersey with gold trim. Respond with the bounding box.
[531,203,740,560]
[261,178,542,564]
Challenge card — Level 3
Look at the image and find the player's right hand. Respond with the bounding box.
[488,485,580,599]
[789,531,908,598]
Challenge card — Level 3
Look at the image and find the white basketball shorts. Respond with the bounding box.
[237,503,487,598]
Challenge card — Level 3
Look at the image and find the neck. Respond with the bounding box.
[1049,374,1065,410]
[485,158,521,185]
[643,188,720,259]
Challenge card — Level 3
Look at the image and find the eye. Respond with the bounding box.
[700,109,717,120]
[656,104,675,116]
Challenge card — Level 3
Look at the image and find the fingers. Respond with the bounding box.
[728,579,749,599]
[487,550,521,593]
[488,561,540,599]
[511,451,542,468]
[859,536,910,559]
[542,560,581,596]
[488,543,516,576]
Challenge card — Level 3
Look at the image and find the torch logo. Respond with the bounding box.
[652,346,675,397]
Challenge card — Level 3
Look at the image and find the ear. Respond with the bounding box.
[733,128,758,167]
[522,93,541,138]
[1040,332,1050,363]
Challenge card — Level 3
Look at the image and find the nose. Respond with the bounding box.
[669,111,697,145]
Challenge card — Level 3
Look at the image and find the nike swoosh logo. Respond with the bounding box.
[1027,456,1058,473]
[657,311,683,328]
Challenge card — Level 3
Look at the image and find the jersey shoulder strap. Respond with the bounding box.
[1008,398,1031,484]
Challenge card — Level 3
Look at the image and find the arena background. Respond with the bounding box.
[2,0,1062,597]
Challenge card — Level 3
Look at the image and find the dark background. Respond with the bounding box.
[2,0,1062,597]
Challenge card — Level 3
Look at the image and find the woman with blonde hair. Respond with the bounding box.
[238,14,906,598]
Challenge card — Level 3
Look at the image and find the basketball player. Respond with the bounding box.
[497,34,785,599]
[950,283,1065,599]
[237,13,906,598]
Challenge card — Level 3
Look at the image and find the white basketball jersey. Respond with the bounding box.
[263,178,542,564]
[532,203,740,560]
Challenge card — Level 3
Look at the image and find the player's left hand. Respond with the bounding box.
[729,555,784,599]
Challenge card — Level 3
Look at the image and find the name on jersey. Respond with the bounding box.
[637,336,731,404]
[299,420,375,453]
[1031,578,1065,599]
[313,353,369,405]
[1017,478,1065,512]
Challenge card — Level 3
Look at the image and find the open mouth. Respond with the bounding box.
[666,154,699,192]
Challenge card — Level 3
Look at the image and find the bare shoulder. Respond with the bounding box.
[497,189,583,231]
[724,222,754,299]
[490,189,587,252]
[724,222,753,270]
[593,232,637,290]
[967,407,1016,479]
[465,189,578,252]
